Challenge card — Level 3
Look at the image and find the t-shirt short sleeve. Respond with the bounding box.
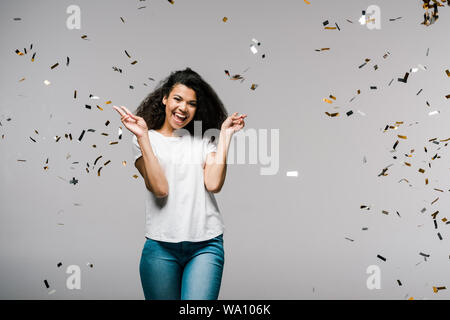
[132,134,142,164]
[205,136,217,154]
[202,135,217,165]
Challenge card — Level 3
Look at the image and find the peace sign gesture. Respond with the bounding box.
[113,105,148,138]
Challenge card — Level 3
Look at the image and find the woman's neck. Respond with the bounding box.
[156,122,176,137]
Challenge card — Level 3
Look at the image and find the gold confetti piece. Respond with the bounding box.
[434,188,443,192]
[81,35,88,39]
[231,74,243,80]
[250,84,258,90]
[97,167,102,176]
[445,94,450,99]
[125,50,131,58]
[446,69,449,77]
[105,101,112,104]
[50,62,59,69]
[304,0,310,4]
[382,210,389,215]
[168,0,174,4]
[101,133,109,136]
[120,17,125,23]
[132,174,139,179]
[325,112,339,117]
[15,49,24,55]
[431,197,439,205]
[432,286,446,293]
[92,145,96,148]
[442,218,447,222]
[425,178,428,185]
[397,135,407,139]
[404,162,411,166]
[44,80,51,85]
[31,52,36,61]
[96,105,103,111]
[324,26,336,30]
[104,160,111,166]
[323,98,333,104]
[94,156,103,165]
[222,17,228,22]
[43,166,49,170]
[418,168,425,173]
[109,141,118,145]
[17,159,26,162]
[122,161,127,166]
[19,77,25,82]
[408,297,414,300]
[131,60,138,65]
[329,95,336,100]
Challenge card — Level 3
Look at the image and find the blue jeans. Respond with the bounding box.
[139,234,225,300]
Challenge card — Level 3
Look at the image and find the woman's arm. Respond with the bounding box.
[113,105,169,198]
[204,112,247,193]
[136,135,169,198]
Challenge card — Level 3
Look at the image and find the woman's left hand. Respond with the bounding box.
[221,112,247,136]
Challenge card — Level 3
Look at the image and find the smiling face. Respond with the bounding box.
[162,83,197,131]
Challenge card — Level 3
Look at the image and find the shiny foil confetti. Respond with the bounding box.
[377,254,386,261]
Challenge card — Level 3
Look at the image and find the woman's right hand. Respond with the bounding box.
[113,105,148,138]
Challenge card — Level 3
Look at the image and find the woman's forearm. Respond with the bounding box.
[137,135,169,197]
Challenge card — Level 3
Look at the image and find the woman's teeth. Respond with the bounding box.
[173,113,186,123]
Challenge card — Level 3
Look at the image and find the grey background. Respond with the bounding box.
[1,0,449,299]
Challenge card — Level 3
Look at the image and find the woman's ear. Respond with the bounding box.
[162,95,167,106]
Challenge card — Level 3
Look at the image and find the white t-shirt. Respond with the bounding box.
[132,129,225,243]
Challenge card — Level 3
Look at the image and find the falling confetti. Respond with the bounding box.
[286,171,298,177]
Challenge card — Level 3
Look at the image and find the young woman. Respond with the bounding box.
[113,68,247,300]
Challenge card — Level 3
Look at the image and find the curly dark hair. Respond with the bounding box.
[135,68,228,136]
